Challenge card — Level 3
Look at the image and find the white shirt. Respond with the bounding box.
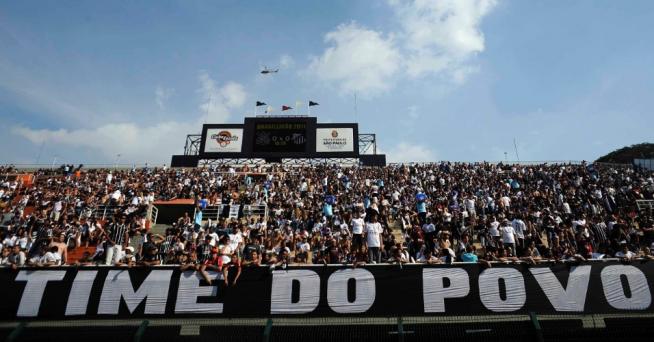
[501,225,516,244]
[489,220,500,237]
[43,252,61,265]
[228,233,242,251]
[511,219,526,239]
[615,250,636,259]
[465,198,475,211]
[563,202,572,214]
[351,218,365,234]
[365,222,383,248]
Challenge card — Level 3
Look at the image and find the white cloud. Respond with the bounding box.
[305,0,497,96]
[12,75,247,164]
[11,121,195,163]
[155,86,174,109]
[392,0,497,79]
[306,22,402,97]
[385,142,436,163]
[198,71,247,122]
[279,54,295,69]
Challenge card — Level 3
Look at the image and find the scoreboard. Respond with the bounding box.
[253,121,308,153]
[199,117,358,159]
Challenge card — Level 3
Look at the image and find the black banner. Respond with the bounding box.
[1,262,653,320]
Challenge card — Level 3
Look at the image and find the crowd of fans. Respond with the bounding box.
[1,162,654,274]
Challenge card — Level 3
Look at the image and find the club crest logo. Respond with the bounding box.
[211,131,238,147]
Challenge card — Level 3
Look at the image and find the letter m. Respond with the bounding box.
[98,270,172,315]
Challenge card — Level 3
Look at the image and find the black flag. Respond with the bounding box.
[309,101,319,106]
[256,101,267,106]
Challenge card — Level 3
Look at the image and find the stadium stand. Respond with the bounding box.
[1,162,654,341]
[1,161,653,268]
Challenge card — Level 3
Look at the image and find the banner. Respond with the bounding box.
[316,128,354,153]
[204,128,243,153]
[1,262,653,319]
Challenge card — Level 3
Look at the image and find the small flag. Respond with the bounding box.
[265,105,273,114]
[256,101,267,106]
[282,105,292,111]
[309,101,319,106]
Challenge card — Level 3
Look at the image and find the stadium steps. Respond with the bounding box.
[387,218,405,243]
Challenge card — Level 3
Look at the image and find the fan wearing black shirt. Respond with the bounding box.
[243,237,262,264]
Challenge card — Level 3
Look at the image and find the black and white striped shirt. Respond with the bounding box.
[108,223,127,245]
[196,243,212,264]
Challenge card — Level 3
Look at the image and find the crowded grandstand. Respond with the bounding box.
[1,161,653,276]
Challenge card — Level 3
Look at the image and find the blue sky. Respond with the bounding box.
[1,0,653,165]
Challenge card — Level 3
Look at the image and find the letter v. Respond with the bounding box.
[530,266,591,312]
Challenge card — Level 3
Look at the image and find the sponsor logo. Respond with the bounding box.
[211,131,239,147]
[321,129,348,150]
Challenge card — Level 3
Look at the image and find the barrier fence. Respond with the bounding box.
[195,204,268,222]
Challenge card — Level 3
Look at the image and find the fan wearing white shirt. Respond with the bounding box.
[500,220,517,256]
[351,211,365,252]
[364,214,383,264]
[615,244,636,260]
[421,217,437,251]
[511,215,526,249]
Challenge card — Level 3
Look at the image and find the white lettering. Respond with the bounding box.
[98,270,172,315]
[15,270,66,317]
[530,266,591,312]
[327,269,375,313]
[423,268,470,313]
[270,270,320,314]
[479,268,526,312]
[65,270,98,316]
[601,265,651,310]
[175,271,223,314]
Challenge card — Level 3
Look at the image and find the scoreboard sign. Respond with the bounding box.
[253,122,308,153]
[316,128,354,152]
[198,117,361,161]
[203,128,243,153]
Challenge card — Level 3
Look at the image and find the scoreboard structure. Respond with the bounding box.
[171,116,386,167]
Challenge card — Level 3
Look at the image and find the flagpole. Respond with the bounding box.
[254,103,257,116]
[307,100,310,116]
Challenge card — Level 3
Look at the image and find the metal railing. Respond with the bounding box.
[150,205,159,225]
[90,205,123,220]
[195,204,268,222]
[636,200,654,212]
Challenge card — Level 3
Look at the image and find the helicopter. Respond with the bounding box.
[260,66,279,74]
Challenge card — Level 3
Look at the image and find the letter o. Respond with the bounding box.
[479,268,526,312]
[327,269,376,313]
[601,265,651,310]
